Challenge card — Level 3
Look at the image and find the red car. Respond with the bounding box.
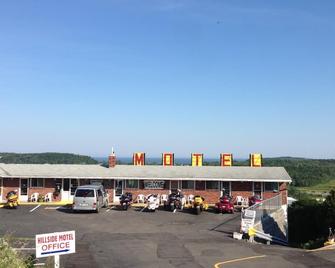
[215,195,234,214]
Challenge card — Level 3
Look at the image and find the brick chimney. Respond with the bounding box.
[108,149,116,168]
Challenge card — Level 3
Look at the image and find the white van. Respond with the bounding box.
[72,185,109,213]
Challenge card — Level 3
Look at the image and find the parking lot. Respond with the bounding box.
[0,205,334,268]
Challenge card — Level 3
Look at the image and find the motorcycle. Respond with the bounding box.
[146,194,159,212]
[248,195,262,207]
[119,192,133,210]
[6,191,19,209]
[192,195,205,215]
[167,192,183,212]
[215,195,234,214]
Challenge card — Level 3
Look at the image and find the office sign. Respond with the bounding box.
[144,180,165,189]
[36,231,75,258]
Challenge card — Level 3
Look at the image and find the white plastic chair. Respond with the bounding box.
[160,194,168,205]
[31,193,39,202]
[44,192,53,202]
[181,197,187,206]
[187,194,194,204]
[137,194,145,203]
[236,195,244,206]
[155,194,161,206]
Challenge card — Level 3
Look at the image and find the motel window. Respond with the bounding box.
[31,178,44,188]
[181,180,194,190]
[206,181,219,190]
[170,180,179,190]
[125,180,139,189]
[195,181,205,190]
[264,182,279,192]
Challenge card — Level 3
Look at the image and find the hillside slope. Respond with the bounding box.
[0,152,98,165]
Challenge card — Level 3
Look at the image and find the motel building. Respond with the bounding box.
[0,153,292,206]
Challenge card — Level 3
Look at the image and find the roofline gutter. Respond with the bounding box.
[0,175,291,182]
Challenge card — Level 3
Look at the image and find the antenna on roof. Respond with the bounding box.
[112,147,115,155]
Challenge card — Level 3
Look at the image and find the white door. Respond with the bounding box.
[114,180,124,203]
[20,178,29,202]
[62,179,78,202]
[61,179,70,201]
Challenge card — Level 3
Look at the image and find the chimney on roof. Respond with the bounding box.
[108,148,116,168]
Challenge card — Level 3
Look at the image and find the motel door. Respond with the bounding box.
[114,180,124,202]
[221,181,231,197]
[253,182,263,199]
[62,179,78,202]
[20,179,28,202]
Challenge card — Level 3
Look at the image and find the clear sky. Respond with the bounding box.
[1,0,334,159]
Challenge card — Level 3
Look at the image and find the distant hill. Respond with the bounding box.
[234,157,335,187]
[0,153,98,165]
[2,153,335,188]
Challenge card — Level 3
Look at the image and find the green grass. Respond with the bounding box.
[298,179,335,192]
[295,179,335,200]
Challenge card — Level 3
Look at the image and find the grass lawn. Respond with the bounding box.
[296,179,335,198]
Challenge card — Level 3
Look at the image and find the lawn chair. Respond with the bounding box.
[137,194,145,203]
[160,194,168,205]
[44,192,53,202]
[31,193,39,202]
[187,194,194,204]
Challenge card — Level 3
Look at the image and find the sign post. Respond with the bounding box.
[36,230,76,268]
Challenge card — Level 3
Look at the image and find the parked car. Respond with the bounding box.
[72,185,109,213]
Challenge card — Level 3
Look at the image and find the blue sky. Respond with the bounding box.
[1,0,334,158]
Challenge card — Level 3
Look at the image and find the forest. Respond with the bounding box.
[0,152,98,164]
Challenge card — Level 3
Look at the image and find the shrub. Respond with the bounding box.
[288,190,335,248]
[0,236,32,268]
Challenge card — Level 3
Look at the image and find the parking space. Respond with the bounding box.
[1,205,334,267]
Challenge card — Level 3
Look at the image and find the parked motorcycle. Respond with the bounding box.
[192,195,205,215]
[119,192,133,210]
[248,195,262,207]
[215,195,234,214]
[167,192,183,212]
[147,194,159,212]
[6,190,19,209]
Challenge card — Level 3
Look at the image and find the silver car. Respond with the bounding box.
[72,185,109,213]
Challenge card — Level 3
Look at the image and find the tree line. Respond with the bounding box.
[0,153,98,165]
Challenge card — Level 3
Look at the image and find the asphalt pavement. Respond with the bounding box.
[0,205,334,268]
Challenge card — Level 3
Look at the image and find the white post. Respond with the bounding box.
[54,255,60,268]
